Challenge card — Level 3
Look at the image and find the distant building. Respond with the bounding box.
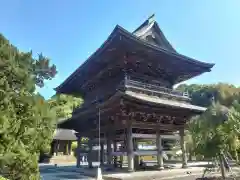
[50,128,77,156]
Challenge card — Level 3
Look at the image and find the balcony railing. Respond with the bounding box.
[124,78,190,101]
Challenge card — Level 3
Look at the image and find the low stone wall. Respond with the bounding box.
[50,155,76,164]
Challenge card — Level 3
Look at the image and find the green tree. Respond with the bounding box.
[224,107,240,162]
[188,103,240,179]
[190,104,228,178]
[177,83,240,107]
[0,34,57,179]
[184,130,194,161]
[48,91,84,155]
[0,176,8,180]
[48,94,83,120]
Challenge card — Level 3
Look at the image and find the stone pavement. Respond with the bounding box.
[39,161,240,180]
[107,166,240,180]
[104,166,206,180]
[40,166,95,180]
[39,166,209,180]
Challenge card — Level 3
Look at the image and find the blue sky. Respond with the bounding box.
[1,0,239,99]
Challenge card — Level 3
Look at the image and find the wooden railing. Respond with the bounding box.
[74,77,191,114]
[124,78,190,101]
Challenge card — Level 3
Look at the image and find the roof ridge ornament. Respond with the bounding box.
[148,14,155,24]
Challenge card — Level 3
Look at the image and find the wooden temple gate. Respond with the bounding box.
[72,94,199,171]
[56,14,214,171]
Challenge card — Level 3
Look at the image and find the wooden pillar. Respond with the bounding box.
[88,138,93,168]
[100,143,104,166]
[76,135,81,168]
[156,129,164,170]
[106,134,112,165]
[56,140,60,156]
[179,128,187,168]
[133,138,140,170]
[65,141,68,155]
[53,140,57,156]
[68,140,72,155]
[133,138,140,169]
[50,141,54,155]
[127,126,134,172]
[120,144,124,168]
[113,140,118,167]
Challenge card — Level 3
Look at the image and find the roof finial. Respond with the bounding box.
[148,14,155,23]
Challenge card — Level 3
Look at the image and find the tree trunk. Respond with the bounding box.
[234,149,239,163]
[188,150,193,161]
[219,154,226,180]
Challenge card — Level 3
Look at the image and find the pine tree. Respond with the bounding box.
[0,34,57,179]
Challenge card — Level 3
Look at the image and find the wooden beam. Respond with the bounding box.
[123,99,193,117]
[121,41,209,84]
[132,121,185,131]
[128,72,171,87]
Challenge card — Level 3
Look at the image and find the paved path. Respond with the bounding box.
[39,164,205,180]
[157,174,202,180]
[39,161,240,180]
[40,166,94,180]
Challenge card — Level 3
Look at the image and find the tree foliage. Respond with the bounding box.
[48,94,83,120]
[178,83,240,152]
[0,34,57,179]
[178,84,240,178]
[177,83,240,107]
[189,103,229,158]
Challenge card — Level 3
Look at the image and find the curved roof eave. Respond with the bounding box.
[116,25,215,69]
[53,128,77,140]
[58,89,206,130]
[55,25,123,93]
[55,25,214,93]
[152,22,177,53]
[122,90,207,113]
